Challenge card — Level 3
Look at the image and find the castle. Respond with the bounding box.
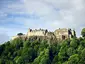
[12,28,76,40]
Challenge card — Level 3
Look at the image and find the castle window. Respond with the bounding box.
[62,35,65,40]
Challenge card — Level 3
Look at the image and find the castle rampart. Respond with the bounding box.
[12,28,76,40]
[27,28,48,37]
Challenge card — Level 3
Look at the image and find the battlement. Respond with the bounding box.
[12,28,76,40]
[28,28,48,32]
[27,28,48,37]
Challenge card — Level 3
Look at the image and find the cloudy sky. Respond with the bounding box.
[0,0,85,43]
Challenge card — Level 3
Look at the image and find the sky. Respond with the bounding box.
[0,0,85,44]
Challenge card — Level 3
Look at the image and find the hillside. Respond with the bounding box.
[0,28,85,64]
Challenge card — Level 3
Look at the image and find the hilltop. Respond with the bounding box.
[0,28,85,64]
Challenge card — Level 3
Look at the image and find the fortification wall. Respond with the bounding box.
[12,36,19,40]
[27,31,46,37]
[11,28,76,40]
[27,29,48,37]
[11,34,26,40]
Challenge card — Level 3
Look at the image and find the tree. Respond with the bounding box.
[52,55,58,64]
[81,28,85,37]
[67,47,76,56]
[11,38,23,50]
[17,33,23,36]
[15,56,24,64]
[70,38,79,48]
[79,48,85,64]
[67,54,79,64]
[22,47,36,63]
[58,46,68,63]
[33,49,51,64]
[77,45,84,54]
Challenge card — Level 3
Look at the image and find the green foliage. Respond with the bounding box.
[0,35,85,64]
[17,33,23,36]
[81,28,85,37]
[79,48,85,64]
[70,38,79,48]
[67,54,79,64]
[67,47,76,56]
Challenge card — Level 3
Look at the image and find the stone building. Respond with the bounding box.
[12,36,19,40]
[27,28,48,37]
[12,28,76,40]
[54,28,76,40]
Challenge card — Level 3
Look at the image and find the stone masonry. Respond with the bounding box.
[12,28,76,40]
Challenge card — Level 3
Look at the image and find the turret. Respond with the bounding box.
[28,28,32,32]
[71,29,76,38]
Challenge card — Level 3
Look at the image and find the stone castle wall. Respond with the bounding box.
[12,28,76,40]
[27,29,47,37]
[54,28,71,40]
[11,34,26,40]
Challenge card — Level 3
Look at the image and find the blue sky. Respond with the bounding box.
[0,0,85,43]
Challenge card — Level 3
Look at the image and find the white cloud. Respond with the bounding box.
[0,0,85,42]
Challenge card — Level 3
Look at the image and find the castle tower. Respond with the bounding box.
[71,29,76,38]
[54,28,70,40]
[68,28,72,38]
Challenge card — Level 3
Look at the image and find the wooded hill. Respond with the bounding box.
[0,28,85,64]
